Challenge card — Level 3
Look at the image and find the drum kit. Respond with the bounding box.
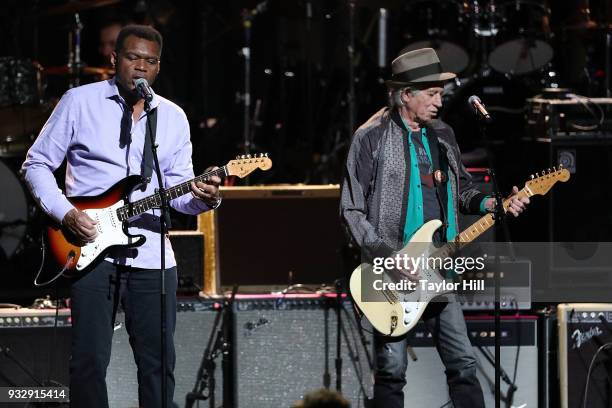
[0,4,116,267]
[402,0,554,78]
[399,0,560,163]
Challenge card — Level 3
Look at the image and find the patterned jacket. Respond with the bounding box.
[340,107,487,261]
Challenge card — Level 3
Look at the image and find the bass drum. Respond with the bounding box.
[441,75,537,160]
[402,0,471,75]
[0,160,28,262]
[488,0,553,75]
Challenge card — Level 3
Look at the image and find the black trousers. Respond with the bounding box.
[373,296,485,408]
[69,261,177,408]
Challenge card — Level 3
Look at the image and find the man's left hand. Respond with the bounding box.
[190,166,221,207]
[485,186,530,217]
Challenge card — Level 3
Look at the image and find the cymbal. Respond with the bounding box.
[43,0,121,17]
[44,65,115,78]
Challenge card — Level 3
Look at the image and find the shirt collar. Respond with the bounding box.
[105,76,161,110]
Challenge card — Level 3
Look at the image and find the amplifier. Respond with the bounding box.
[526,97,612,139]
[107,299,221,408]
[458,258,532,311]
[232,295,373,408]
[197,185,343,294]
[169,230,205,294]
[108,295,374,408]
[0,308,71,388]
[558,303,612,408]
[406,315,539,407]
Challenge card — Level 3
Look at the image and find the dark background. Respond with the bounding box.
[1,0,611,303]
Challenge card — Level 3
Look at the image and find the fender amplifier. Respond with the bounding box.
[558,303,612,408]
[0,308,71,388]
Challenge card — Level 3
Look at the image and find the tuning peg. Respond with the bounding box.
[530,174,534,179]
[265,153,269,157]
[240,155,245,159]
[236,155,240,159]
[553,166,557,172]
[247,154,251,159]
[559,163,564,168]
[536,172,540,177]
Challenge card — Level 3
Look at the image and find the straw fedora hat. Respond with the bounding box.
[385,48,456,88]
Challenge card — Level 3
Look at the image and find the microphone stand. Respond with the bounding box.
[186,286,238,408]
[335,279,343,393]
[475,108,513,408]
[144,98,171,408]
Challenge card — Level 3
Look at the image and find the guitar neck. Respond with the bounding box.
[117,166,228,221]
[435,187,533,258]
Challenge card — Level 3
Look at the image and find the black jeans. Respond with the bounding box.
[373,296,485,408]
[69,261,177,408]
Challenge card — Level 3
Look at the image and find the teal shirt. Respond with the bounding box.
[401,125,457,245]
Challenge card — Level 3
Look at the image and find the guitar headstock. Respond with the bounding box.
[524,165,570,196]
[226,153,273,178]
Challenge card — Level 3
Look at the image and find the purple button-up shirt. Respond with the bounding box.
[22,78,209,269]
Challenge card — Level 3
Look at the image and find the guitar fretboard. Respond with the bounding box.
[433,187,533,258]
[116,166,228,221]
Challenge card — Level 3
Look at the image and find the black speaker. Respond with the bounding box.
[107,299,221,407]
[232,296,373,408]
[545,140,612,244]
[169,231,205,294]
[529,139,612,299]
[0,308,71,388]
[404,315,539,407]
[558,303,612,408]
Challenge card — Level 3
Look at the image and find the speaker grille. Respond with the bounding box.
[107,300,221,407]
[233,297,373,407]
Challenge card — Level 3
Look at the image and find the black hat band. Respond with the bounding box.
[391,62,443,83]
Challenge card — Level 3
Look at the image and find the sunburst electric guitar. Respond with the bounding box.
[350,167,570,337]
[47,154,272,273]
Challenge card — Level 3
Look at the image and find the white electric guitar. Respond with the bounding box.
[349,167,570,337]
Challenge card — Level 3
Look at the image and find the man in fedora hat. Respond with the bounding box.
[340,48,528,407]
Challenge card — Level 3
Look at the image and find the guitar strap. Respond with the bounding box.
[141,107,158,191]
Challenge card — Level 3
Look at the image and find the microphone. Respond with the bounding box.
[468,95,492,123]
[133,78,154,103]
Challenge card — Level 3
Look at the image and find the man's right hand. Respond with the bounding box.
[62,208,98,243]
